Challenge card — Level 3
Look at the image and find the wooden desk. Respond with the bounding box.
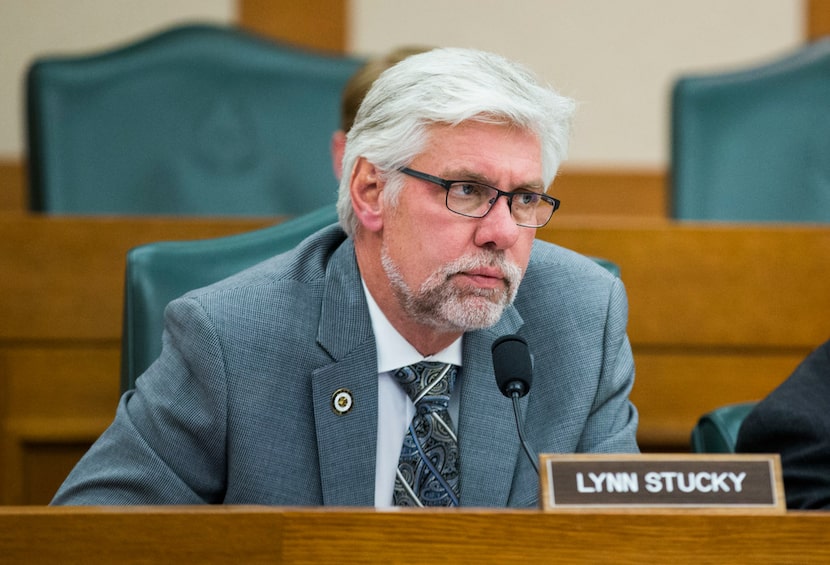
[1,506,828,563]
[2,214,829,504]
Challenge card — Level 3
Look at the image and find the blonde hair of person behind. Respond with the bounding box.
[339,46,432,133]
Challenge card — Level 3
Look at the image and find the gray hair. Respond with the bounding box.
[337,47,576,236]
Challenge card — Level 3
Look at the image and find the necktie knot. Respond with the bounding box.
[393,361,456,406]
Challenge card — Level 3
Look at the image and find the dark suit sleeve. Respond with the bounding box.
[736,340,830,510]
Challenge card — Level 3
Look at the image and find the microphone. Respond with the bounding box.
[491,334,539,475]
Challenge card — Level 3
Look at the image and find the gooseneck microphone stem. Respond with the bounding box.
[492,334,540,476]
[511,393,539,474]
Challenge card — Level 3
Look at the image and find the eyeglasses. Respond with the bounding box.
[399,167,560,228]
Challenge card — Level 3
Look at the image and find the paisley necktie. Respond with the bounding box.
[392,361,460,507]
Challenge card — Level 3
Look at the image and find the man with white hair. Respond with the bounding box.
[53,47,639,508]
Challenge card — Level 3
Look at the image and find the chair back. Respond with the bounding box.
[690,402,758,453]
[671,38,830,222]
[27,23,364,215]
[121,204,339,392]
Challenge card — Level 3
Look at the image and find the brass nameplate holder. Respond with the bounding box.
[539,453,785,512]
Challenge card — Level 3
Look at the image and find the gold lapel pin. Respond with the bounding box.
[331,388,354,415]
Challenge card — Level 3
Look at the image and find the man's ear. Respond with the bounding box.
[350,157,384,232]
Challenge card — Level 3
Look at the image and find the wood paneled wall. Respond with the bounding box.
[238,0,348,53]
[0,161,25,212]
[0,165,668,219]
[808,0,830,39]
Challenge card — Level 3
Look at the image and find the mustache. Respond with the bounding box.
[437,252,523,289]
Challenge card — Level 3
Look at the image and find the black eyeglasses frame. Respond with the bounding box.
[398,167,560,228]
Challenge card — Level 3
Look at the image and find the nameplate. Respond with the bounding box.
[539,454,784,512]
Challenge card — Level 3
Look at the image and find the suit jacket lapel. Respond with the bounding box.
[457,307,524,507]
[312,353,378,505]
[312,239,379,506]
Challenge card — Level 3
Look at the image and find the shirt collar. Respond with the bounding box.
[361,279,463,373]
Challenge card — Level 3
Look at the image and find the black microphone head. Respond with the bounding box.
[491,334,533,398]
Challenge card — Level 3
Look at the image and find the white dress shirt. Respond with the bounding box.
[361,281,463,507]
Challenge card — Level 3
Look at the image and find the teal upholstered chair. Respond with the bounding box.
[590,257,619,278]
[120,204,339,392]
[690,402,758,453]
[671,38,830,222]
[26,23,364,215]
[120,203,620,392]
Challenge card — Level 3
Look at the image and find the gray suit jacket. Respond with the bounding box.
[53,224,638,506]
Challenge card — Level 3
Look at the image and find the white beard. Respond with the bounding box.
[381,244,523,332]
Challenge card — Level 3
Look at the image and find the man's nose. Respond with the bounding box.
[473,195,521,249]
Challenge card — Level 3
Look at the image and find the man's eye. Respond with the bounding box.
[515,192,541,206]
[452,183,485,197]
